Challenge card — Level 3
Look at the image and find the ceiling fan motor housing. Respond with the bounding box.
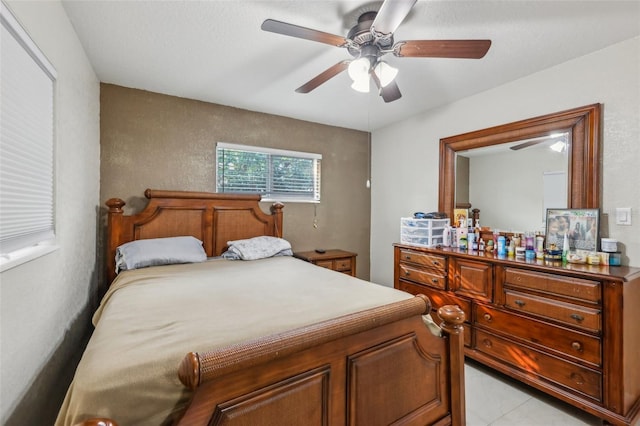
[346,12,394,58]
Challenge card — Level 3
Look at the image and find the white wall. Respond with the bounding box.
[468,147,566,232]
[370,36,640,286]
[0,1,100,423]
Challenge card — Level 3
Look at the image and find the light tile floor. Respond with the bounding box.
[465,359,603,426]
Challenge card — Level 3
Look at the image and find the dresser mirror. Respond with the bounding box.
[438,104,601,231]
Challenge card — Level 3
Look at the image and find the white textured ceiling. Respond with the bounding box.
[61,0,640,131]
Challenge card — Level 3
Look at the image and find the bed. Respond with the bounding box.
[58,189,466,426]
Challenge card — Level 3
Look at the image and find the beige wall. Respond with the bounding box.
[100,84,371,279]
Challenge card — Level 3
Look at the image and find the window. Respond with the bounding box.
[1,3,57,270]
[216,143,321,202]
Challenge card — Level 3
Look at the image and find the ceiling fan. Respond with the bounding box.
[261,0,491,103]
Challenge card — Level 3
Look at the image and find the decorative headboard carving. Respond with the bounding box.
[105,189,284,284]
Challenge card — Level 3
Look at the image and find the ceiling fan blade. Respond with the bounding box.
[261,19,348,47]
[371,0,417,36]
[510,140,545,151]
[371,72,402,103]
[295,60,350,94]
[395,40,492,59]
[380,80,402,103]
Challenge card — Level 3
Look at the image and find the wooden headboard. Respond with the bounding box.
[105,189,284,284]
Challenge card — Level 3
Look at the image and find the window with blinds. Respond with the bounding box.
[216,143,321,202]
[1,3,57,265]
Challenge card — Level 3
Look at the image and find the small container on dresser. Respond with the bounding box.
[400,217,450,248]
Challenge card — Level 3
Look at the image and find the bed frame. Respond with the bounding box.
[96,189,466,425]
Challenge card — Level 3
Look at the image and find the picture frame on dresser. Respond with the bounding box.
[545,208,599,252]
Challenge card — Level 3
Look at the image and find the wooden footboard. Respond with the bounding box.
[79,298,465,426]
[176,296,465,426]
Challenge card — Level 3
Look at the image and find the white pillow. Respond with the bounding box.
[115,236,207,273]
[222,236,292,260]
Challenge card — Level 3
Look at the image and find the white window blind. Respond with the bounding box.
[1,3,57,256]
[216,143,321,202]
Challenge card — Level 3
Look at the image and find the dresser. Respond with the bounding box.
[294,249,357,276]
[394,243,640,426]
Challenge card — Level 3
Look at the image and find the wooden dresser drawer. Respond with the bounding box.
[316,260,333,269]
[475,304,601,366]
[504,268,600,304]
[451,258,493,302]
[398,264,446,290]
[334,258,352,272]
[398,249,446,274]
[504,290,601,333]
[474,329,602,402]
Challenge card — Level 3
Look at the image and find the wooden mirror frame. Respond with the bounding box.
[438,103,601,222]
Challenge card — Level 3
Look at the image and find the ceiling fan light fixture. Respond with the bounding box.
[350,76,370,93]
[373,61,398,87]
[347,57,370,82]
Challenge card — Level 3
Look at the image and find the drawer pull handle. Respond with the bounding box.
[483,313,492,322]
[432,261,440,266]
[482,339,492,348]
[570,372,585,385]
[405,255,412,260]
[431,278,439,283]
[570,313,585,322]
[404,271,411,276]
[571,341,583,352]
[514,299,526,307]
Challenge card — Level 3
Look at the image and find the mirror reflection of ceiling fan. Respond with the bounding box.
[509,133,569,151]
[261,0,492,103]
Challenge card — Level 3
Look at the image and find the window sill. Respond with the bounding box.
[0,242,59,273]
[261,198,320,204]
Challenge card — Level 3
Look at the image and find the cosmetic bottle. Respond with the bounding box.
[562,232,569,262]
[442,225,451,247]
[525,232,535,251]
[536,235,545,252]
[468,231,476,251]
[457,225,468,251]
[497,235,506,256]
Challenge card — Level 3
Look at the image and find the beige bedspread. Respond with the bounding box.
[56,256,414,426]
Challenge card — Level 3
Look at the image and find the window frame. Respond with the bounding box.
[0,2,58,271]
[216,142,322,203]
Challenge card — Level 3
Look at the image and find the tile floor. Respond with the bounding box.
[465,359,603,426]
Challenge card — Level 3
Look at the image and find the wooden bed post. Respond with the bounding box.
[270,202,284,238]
[105,198,126,284]
[438,304,466,426]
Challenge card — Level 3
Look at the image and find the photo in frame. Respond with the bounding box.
[453,208,468,227]
[545,208,600,252]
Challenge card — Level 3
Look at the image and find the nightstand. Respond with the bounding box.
[293,249,357,276]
